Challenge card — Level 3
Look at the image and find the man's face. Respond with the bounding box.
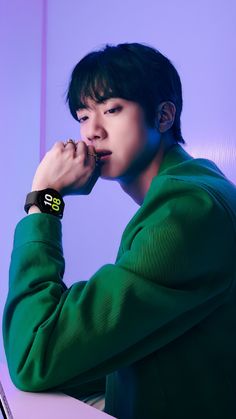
[76,97,161,182]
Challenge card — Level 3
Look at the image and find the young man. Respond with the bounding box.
[3,43,236,419]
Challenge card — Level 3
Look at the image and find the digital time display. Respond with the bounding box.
[44,193,61,212]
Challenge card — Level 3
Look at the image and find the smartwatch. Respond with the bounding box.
[24,188,65,218]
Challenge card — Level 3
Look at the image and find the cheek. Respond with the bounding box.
[115,119,145,149]
[126,128,147,155]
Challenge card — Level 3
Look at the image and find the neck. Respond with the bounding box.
[119,137,175,205]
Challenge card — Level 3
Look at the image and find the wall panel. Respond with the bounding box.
[0,0,44,361]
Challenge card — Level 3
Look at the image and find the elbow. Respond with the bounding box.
[7,360,51,393]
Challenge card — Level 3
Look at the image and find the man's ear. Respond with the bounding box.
[155,101,176,133]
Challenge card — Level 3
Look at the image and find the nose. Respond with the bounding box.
[85,118,107,144]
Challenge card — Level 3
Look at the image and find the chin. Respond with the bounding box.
[99,164,127,181]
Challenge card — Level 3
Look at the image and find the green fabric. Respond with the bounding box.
[2,145,236,418]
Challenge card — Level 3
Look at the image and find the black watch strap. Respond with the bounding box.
[24,188,65,218]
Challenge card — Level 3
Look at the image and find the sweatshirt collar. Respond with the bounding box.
[158,144,193,175]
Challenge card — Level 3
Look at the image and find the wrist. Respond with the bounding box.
[31,184,61,193]
[28,205,42,215]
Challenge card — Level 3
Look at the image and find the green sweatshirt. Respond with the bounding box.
[3,145,236,419]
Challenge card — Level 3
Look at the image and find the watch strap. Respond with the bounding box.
[24,191,40,213]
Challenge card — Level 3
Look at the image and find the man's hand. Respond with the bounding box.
[31,140,100,196]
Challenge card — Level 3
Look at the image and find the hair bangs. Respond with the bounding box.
[67,52,130,119]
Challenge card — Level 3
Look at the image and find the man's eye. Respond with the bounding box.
[78,116,88,123]
[106,106,121,114]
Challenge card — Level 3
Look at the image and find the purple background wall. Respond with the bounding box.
[1,0,235,362]
[0,0,43,362]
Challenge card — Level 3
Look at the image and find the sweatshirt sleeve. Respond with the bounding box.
[2,180,234,394]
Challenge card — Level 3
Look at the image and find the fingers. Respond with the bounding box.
[75,141,98,166]
[50,141,65,152]
[52,139,78,153]
[63,139,78,155]
[75,140,87,155]
[87,144,99,166]
[51,139,99,168]
[74,141,88,167]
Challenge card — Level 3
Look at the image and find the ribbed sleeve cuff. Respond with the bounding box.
[13,213,62,251]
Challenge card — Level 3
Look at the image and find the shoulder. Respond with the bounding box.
[118,172,234,286]
[141,173,219,226]
[144,151,234,218]
[120,169,233,259]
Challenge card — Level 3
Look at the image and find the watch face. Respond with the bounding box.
[39,189,64,218]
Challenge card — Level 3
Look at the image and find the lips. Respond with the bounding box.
[95,150,112,157]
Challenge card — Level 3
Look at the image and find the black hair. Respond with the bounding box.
[66,42,185,144]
